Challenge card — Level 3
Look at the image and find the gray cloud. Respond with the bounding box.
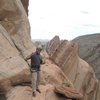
[82,24,99,27]
[80,11,89,14]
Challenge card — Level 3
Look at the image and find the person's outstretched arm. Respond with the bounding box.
[25,53,33,61]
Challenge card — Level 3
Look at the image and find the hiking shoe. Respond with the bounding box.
[36,88,41,93]
[32,92,36,97]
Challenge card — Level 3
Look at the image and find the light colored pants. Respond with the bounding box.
[31,71,40,93]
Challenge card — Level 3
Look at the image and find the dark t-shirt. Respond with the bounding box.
[30,52,42,71]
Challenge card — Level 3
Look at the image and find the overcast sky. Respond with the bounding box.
[29,0,100,40]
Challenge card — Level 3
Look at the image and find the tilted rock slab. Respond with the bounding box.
[72,34,100,80]
[0,0,35,58]
[54,85,83,99]
[0,23,74,100]
[6,85,70,100]
[49,37,99,100]
[0,24,30,92]
[21,0,29,15]
[46,35,60,56]
[0,0,34,99]
[0,0,98,100]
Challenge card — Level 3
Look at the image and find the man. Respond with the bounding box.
[25,45,44,96]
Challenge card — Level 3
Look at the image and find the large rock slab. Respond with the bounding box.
[0,0,35,58]
[41,59,73,87]
[0,0,99,100]
[46,36,60,56]
[6,85,69,100]
[49,36,98,100]
[0,24,30,92]
[0,0,34,95]
[54,85,83,99]
[72,34,100,79]
[21,0,29,15]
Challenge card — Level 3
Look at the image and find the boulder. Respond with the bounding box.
[54,85,83,99]
[41,59,73,87]
[0,24,30,92]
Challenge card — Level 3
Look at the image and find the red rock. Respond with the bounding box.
[54,85,83,99]
[46,36,60,56]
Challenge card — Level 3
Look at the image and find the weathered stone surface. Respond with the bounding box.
[46,36,60,56]
[0,25,30,90]
[0,0,76,100]
[6,85,69,100]
[41,59,73,87]
[0,0,99,100]
[72,34,100,80]
[95,81,100,100]
[0,0,35,58]
[54,85,83,99]
[21,0,29,15]
[6,86,32,100]
[0,0,35,99]
[49,36,99,100]
[4,59,74,100]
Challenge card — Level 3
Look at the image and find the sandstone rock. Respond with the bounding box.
[46,35,60,56]
[0,0,35,58]
[54,85,83,99]
[4,59,74,100]
[0,24,30,91]
[95,81,100,100]
[6,85,69,100]
[0,0,34,97]
[21,0,29,15]
[49,36,98,100]
[0,0,99,100]
[41,59,73,87]
[6,84,83,100]
[0,21,74,100]
[6,86,32,100]
[72,34,100,79]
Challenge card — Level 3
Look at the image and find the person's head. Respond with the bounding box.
[36,45,43,54]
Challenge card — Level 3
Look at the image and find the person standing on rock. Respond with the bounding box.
[25,45,44,96]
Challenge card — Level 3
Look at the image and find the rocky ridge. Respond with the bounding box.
[0,0,82,100]
[0,0,100,100]
[47,36,100,100]
[46,35,60,56]
[72,34,100,80]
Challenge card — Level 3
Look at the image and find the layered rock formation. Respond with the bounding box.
[0,0,35,58]
[0,0,99,100]
[6,59,75,100]
[47,36,100,100]
[46,35,60,56]
[21,0,29,15]
[0,0,81,100]
[0,0,34,98]
[72,34,100,80]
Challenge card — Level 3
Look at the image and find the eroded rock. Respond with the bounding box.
[72,34,100,80]
[48,36,99,100]
[0,0,35,58]
[21,0,29,15]
[46,35,60,56]
[54,85,83,99]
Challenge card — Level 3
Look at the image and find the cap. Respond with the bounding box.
[37,45,43,50]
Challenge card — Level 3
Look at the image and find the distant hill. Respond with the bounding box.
[72,33,100,79]
[32,39,49,47]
